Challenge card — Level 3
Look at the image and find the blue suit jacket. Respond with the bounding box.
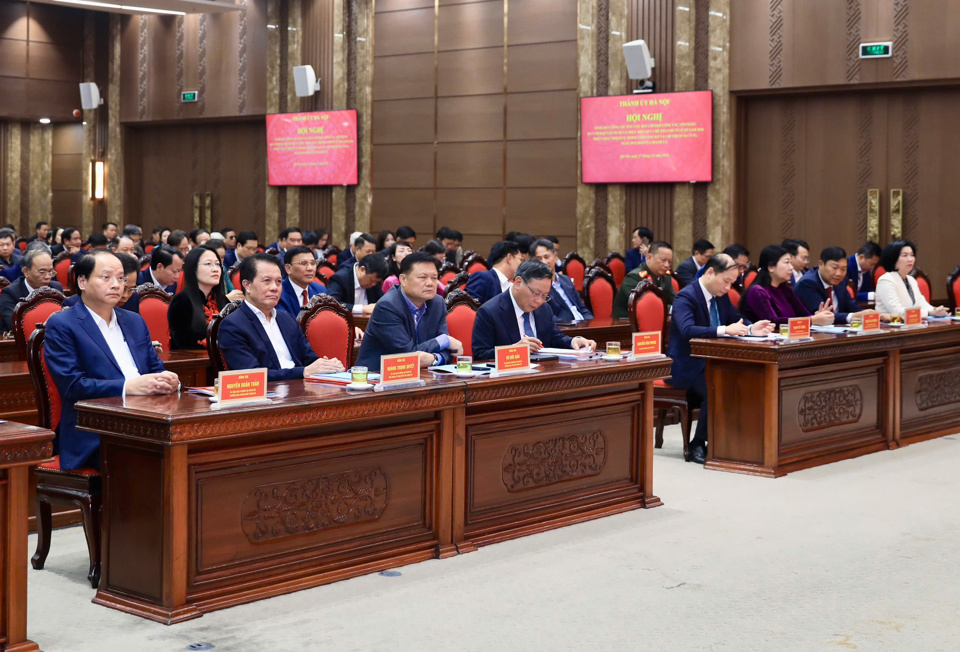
[674,257,698,287]
[137,268,177,294]
[223,248,237,268]
[337,254,357,270]
[550,274,593,322]
[624,248,644,272]
[794,268,859,324]
[355,286,452,368]
[667,281,748,390]
[846,254,874,301]
[45,301,166,470]
[465,269,505,305]
[218,302,318,381]
[471,288,573,360]
[277,278,327,317]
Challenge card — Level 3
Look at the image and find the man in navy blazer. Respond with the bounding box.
[530,239,593,322]
[465,240,523,305]
[795,246,861,325]
[337,233,377,270]
[667,254,774,464]
[218,253,344,381]
[138,244,183,294]
[0,246,65,332]
[472,260,596,360]
[45,251,179,470]
[673,239,714,287]
[277,245,327,317]
[355,252,462,369]
[846,242,882,302]
[326,253,387,314]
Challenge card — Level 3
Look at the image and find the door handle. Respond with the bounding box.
[192,193,201,231]
[890,189,903,240]
[205,192,212,232]
[866,189,880,243]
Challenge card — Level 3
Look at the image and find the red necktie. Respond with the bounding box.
[302,289,308,306]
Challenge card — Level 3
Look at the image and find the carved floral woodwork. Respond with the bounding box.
[501,431,607,492]
[797,386,863,432]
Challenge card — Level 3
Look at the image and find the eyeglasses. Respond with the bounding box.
[290,260,316,268]
[524,281,552,303]
[31,269,55,277]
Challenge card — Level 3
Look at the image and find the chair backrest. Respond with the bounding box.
[139,254,151,272]
[628,280,668,344]
[317,260,338,281]
[727,286,741,309]
[16,237,27,253]
[439,261,459,287]
[562,252,587,292]
[461,250,475,260]
[323,246,341,265]
[464,254,489,274]
[176,269,185,293]
[53,251,73,289]
[604,252,626,287]
[298,294,355,368]
[27,324,61,432]
[873,265,886,286]
[583,267,616,319]
[445,270,470,295]
[12,287,65,361]
[265,247,280,256]
[912,267,932,303]
[144,243,155,255]
[0,276,9,289]
[742,264,759,288]
[947,265,960,311]
[136,284,173,349]
[228,261,242,291]
[847,281,856,299]
[206,300,243,374]
[670,275,680,293]
[445,290,480,359]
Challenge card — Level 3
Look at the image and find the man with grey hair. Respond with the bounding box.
[0,242,63,331]
[471,259,596,360]
[113,234,138,257]
[122,224,144,256]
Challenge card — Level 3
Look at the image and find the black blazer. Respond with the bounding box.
[0,277,64,332]
[168,291,223,350]
[674,257,699,287]
[326,265,384,311]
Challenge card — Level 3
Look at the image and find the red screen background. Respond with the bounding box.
[266,110,358,186]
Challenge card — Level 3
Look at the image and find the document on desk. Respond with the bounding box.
[306,372,381,385]
[811,325,850,334]
[538,347,601,359]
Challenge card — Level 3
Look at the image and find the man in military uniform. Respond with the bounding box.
[612,241,675,318]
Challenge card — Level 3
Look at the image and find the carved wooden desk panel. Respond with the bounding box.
[0,421,55,652]
[692,322,960,477]
[0,339,17,364]
[455,358,671,550]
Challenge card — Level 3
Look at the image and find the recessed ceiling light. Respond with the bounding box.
[39,118,51,124]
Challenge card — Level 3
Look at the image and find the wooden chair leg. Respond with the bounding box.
[680,404,691,462]
[654,408,665,449]
[31,497,52,570]
[79,493,102,589]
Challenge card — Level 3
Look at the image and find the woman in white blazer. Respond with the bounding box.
[875,240,949,318]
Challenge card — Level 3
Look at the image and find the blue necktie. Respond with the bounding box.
[522,311,535,338]
[709,297,720,327]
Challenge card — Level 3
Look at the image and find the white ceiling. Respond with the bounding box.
[27,0,243,16]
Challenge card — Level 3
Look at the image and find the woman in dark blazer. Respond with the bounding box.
[168,246,228,350]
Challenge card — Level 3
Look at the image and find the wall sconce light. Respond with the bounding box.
[90,160,105,200]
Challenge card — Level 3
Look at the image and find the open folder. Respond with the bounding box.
[306,372,381,385]
[537,347,600,359]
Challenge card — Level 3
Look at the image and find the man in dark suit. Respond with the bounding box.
[782,238,811,286]
[64,251,141,313]
[667,254,774,464]
[530,239,593,322]
[355,252,463,369]
[0,245,64,332]
[472,259,596,360]
[44,251,178,470]
[277,246,327,317]
[465,240,523,305]
[795,246,861,325]
[624,227,653,272]
[218,254,344,381]
[137,244,183,294]
[0,227,23,281]
[336,233,377,270]
[326,253,387,315]
[26,220,49,245]
[673,239,714,287]
[846,241,882,302]
[50,227,85,261]
[227,230,259,270]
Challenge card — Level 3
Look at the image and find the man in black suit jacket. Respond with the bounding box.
[795,246,861,325]
[337,232,377,271]
[137,244,183,294]
[530,239,593,322]
[326,253,388,315]
[673,239,714,287]
[0,246,64,331]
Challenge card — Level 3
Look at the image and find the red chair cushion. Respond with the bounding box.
[446,304,477,359]
[607,258,626,287]
[466,261,487,274]
[18,240,27,252]
[41,348,62,431]
[743,270,757,288]
[144,244,155,254]
[873,265,886,286]
[634,291,665,333]
[653,378,670,387]
[727,287,740,309]
[953,276,960,308]
[587,275,615,319]
[54,257,72,288]
[230,269,242,290]
[847,283,856,299]
[140,296,171,349]
[176,270,185,293]
[440,271,457,286]
[915,276,931,302]
[327,253,338,265]
[38,456,98,475]
[305,309,351,368]
[670,276,680,293]
[21,302,62,346]
[566,261,585,292]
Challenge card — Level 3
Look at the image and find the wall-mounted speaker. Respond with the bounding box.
[623,40,655,80]
[79,83,103,110]
[293,65,320,98]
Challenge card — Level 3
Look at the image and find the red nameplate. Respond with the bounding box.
[788,317,811,339]
[632,331,662,357]
[218,368,268,404]
[495,344,531,373]
[905,307,922,326]
[862,311,881,331]
[380,353,421,386]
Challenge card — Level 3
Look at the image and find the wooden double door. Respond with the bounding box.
[124,120,266,237]
[737,87,960,299]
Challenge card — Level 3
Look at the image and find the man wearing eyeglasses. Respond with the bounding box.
[0,244,64,332]
[278,246,327,317]
[472,259,596,360]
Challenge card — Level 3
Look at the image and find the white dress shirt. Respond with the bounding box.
[552,276,583,321]
[245,301,295,369]
[352,264,368,315]
[508,287,536,339]
[289,279,309,307]
[698,278,728,337]
[494,268,512,293]
[89,308,141,395]
[149,268,163,288]
[854,257,876,301]
[792,268,804,284]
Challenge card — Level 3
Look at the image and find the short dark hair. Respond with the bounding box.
[530,238,556,257]
[189,229,209,244]
[122,224,142,237]
[203,240,226,257]
[422,240,445,256]
[723,244,750,259]
[648,241,673,256]
[858,241,882,259]
[396,226,416,240]
[102,222,116,231]
[633,227,654,241]
[150,244,183,270]
[357,252,388,278]
[237,230,258,246]
[754,245,789,288]
[693,239,715,255]
[167,230,188,247]
[435,226,453,240]
[353,232,376,248]
[36,221,49,230]
[74,250,120,286]
[543,235,559,245]
[514,259,553,283]
[220,227,235,237]
[279,227,302,240]
[87,233,109,247]
[489,240,521,266]
[450,229,463,241]
[819,246,847,264]
[152,227,165,236]
[781,238,810,256]
[283,245,314,266]
[399,251,441,276]
[115,252,140,276]
[880,240,917,274]
[22,245,52,269]
[302,231,319,246]
[702,253,739,275]
[0,228,14,243]
[513,234,535,254]
[238,253,283,294]
[61,227,79,244]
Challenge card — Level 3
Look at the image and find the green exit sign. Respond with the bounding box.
[859,42,892,58]
[181,91,198,103]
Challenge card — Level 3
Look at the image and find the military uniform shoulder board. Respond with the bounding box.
[638,270,649,278]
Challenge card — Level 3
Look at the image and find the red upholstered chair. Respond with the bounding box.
[12,286,64,361]
[947,265,960,312]
[670,274,680,293]
[323,246,341,265]
[583,267,616,319]
[727,286,741,309]
[138,253,151,272]
[0,276,9,289]
[742,263,759,289]
[27,324,102,588]
[229,261,242,291]
[562,252,587,292]
[605,252,627,287]
[16,237,27,252]
[464,254,489,274]
[144,243,155,254]
[298,294,355,368]
[847,282,856,299]
[445,270,470,295]
[445,290,480,359]
[265,247,280,256]
[317,260,338,281]
[873,265,886,287]
[461,250,476,260]
[439,261,459,287]
[53,251,73,289]
[629,281,695,461]
[136,284,172,349]
[911,267,932,303]
[176,269,185,293]
[206,300,243,374]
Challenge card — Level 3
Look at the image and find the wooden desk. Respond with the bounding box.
[556,318,634,349]
[0,421,54,652]
[75,357,669,624]
[0,338,17,363]
[692,321,960,477]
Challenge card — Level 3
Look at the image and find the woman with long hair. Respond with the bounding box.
[376,230,396,253]
[167,246,229,349]
[380,241,414,294]
[740,244,834,326]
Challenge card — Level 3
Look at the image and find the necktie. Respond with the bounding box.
[709,297,720,327]
[522,311,535,338]
[301,289,308,307]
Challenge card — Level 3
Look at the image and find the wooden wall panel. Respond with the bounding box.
[506,43,579,93]
[508,0,577,44]
[437,95,503,142]
[437,143,503,188]
[373,9,435,57]
[506,90,578,140]
[438,2,503,51]
[438,49,504,96]
[372,99,436,145]
[376,53,437,100]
